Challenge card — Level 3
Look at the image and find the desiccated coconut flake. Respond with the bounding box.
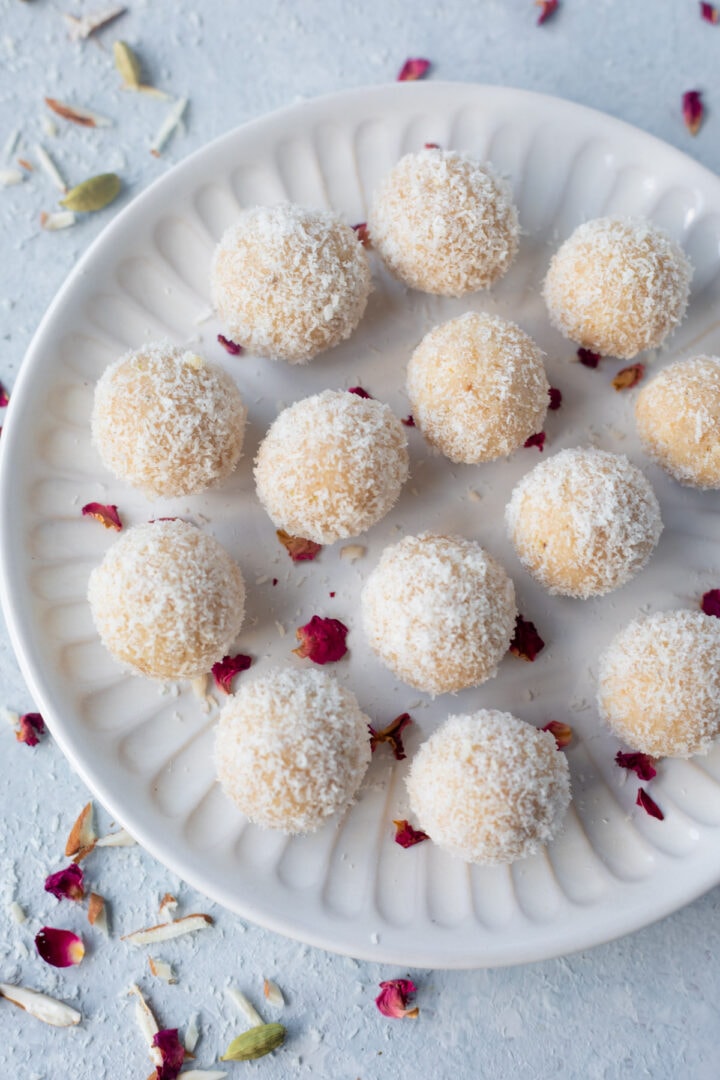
[0,168,23,187]
[177,1072,228,1079]
[3,128,20,162]
[0,983,82,1027]
[183,1014,200,1053]
[263,980,285,1008]
[122,914,213,946]
[34,143,67,192]
[96,826,136,847]
[340,544,366,563]
[226,987,264,1028]
[150,97,188,156]
[149,957,176,984]
[40,210,76,231]
[9,901,26,924]
[65,802,96,858]
[63,5,126,40]
[158,893,178,922]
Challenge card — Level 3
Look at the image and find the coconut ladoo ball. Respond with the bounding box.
[542,217,692,359]
[214,667,372,833]
[211,204,371,363]
[254,390,409,545]
[635,355,720,488]
[406,711,571,864]
[88,520,245,680]
[506,448,662,599]
[598,610,720,758]
[361,533,516,695]
[407,312,549,463]
[91,341,246,498]
[368,148,520,297]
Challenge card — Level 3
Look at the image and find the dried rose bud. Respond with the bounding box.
[293,616,349,664]
[536,0,559,23]
[0,381,9,408]
[211,653,252,694]
[509,615,545,662]
[701,589,720,617]
[81,502,122,530]
[35,927,85,968]
[701,1,719,22]
[401,414,416,427]
[683,90,704,135]
[577,347,601,368]
[636,788,664,820]
[369,713,412,760]
[548,387,562,410]
[397,58,431,81]
[375,979,419,1019]
[277,529,322,563]
[44,864,84,902]
[153,1029,185,1080]
[15,712,44,746]
[542,721,573,749]
[615,751,657,781]
[612,363,645,390]
[347,386,372,398]
[352,222,371,247]
[217,334,243,355]
[393,819,429,849]
[524,431,546,451]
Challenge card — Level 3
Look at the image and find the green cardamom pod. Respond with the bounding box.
[221,1022,286,1061]
[113,41,141,89]
[60,174,121,213]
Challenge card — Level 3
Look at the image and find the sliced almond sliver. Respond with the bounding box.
[0,983,81,1027]
[148,957,176,984]
[63,5,126,41]
[129,983,162,1065]
[150,96,188,156]
[123,913,213,946]
[158,892,178,922]
[226,987,263,1028]
[263,979,285,1007]
[96,827,136,848]
[340,544,366,563]
[88,892,109,934]
[183,1013,200,1053]
[65,802,96,857]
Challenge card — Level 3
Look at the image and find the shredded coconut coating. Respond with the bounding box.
[211,204,372,363]
[406,711,571,864]
[88,520,245,680]
[542,217,692,359]
[635,355,720,488]
[407,312,549,463]
[598,610,720,758]
[214,667,372,833]
[361,533,516,695]
[91,341,246,498]
[254,390,409,544]
[506,447,662,599]
[368,148,520,297]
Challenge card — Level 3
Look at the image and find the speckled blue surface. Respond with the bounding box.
[1,1,719,1076]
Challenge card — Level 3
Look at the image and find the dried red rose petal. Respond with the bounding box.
[153,1029,185,1080]
[15,712,45,746]
[277,529,322,563]
[577,347,601,369]
[424,142,440,149]
[397,58,431,82]
[536,0,559,24]
[217,333,243,355]
[636,788,664,820]
[44,864,85,902]
[211,653,252,694]
[548,387,562,410]
[35,927,85,968]
[612,363,645,391]
[348,386,372,398]
[509,615,545,662]
[369,713,412,761]
[542,721,573,749]
[401,414,415,427]
[524,431,546,451]
[375,978,419,1019]
[352,222,371,247]
[393,819,429,849]
[683,90,704,135]
[701,589,720,617]
[701,1,719,22]
[81,502,122,531]
[293,616,349,664]
[615,751,657,781]
[0,381,9,408]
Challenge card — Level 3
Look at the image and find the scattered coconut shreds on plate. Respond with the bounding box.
[87,892,109,934]
[149,957,176,984]
[9,901,26,924]
[263,979,285,1008]
[44,97,112,128]
[0,169,23,188]
[34,143,68,193]
[183,1014,200,1053]
[122,914,213,946]
[65,801,96,861]
[0,983,82,1027]
[150,97,188,156]
[63,5,126,41]
[340,544,366,563]
[226,988,264,1028]
[95,826,136,847]
[158,893,178,922]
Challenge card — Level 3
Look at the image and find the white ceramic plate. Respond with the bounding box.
[4,82,720,969]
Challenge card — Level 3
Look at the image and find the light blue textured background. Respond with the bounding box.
[1,1,719,1077]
